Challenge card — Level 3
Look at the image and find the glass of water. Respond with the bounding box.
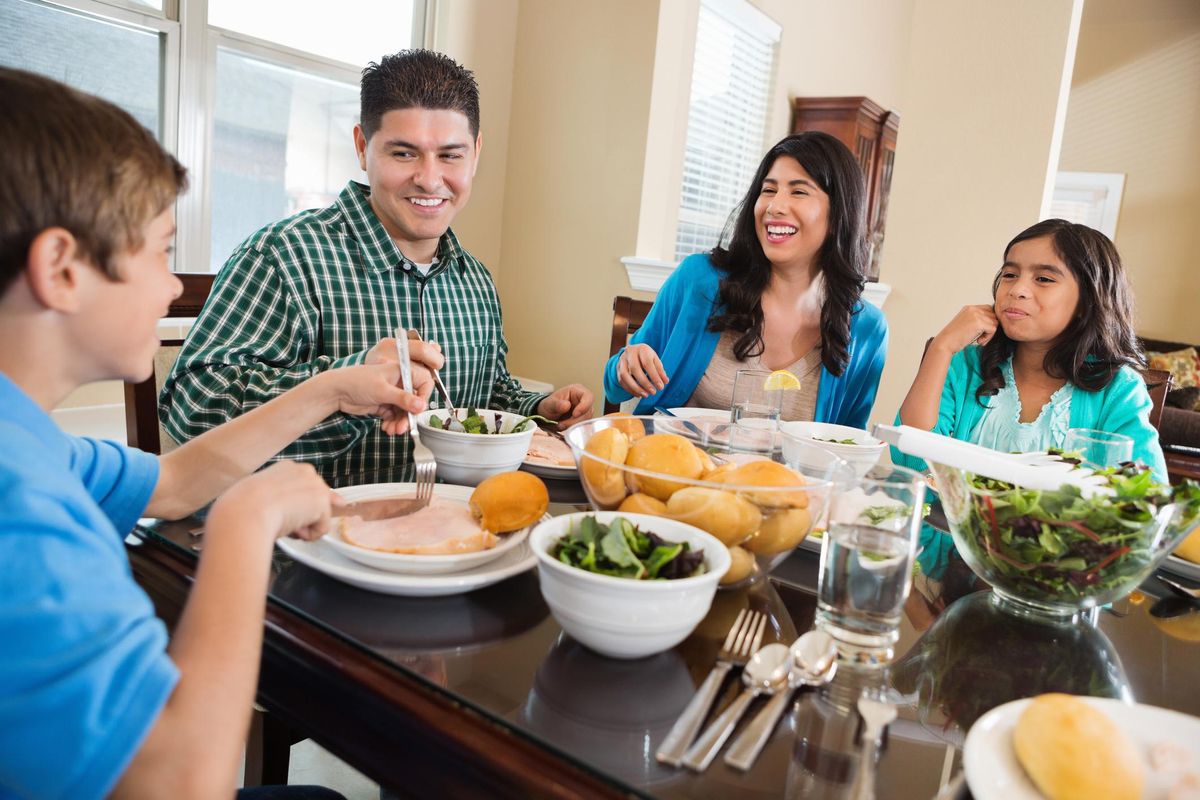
[815,464,926,666]
[1064,428,1134,470]
[729,369,783,453]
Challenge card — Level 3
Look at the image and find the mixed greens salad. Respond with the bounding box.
[957,459,1200,601]
[552,515,706,580]
[428,407,554,435]
[817,436,865,445]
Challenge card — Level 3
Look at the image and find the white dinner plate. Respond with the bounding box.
[325,483,533,575]
[964,696,1200,800]
[521,459,578,481]
[1160,554,1200,583]
[653,407,733,442]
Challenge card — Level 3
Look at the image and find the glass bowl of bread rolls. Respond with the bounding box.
[563,415,852,587]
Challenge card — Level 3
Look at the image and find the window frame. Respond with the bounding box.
[16,0,427,273]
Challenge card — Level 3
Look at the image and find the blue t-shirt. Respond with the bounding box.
[0,372,175,799]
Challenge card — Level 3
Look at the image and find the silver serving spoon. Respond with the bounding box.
[406,329,461,428]
[849,691,898,800]
[724,630,839,771]
[682,642,791,771]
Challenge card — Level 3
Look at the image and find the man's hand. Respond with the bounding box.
[616,343,668,398]
[537,384,594,428]
[332,362,432,435]
[930,304,1000,356]
[208,461,334,543]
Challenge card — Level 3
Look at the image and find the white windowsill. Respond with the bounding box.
[621,256,892,308]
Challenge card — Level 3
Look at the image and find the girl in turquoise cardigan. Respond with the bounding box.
[895,219,1167,577]
[603,132,887,427]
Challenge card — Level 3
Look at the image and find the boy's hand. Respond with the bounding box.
[365,336,445,374]
[333,362,432,435]
[210,461,333,542]
[617,343,668,398]
[931,304,999,355]
[537,384,594,428]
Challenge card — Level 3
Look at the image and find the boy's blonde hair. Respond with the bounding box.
[0,68,188,295]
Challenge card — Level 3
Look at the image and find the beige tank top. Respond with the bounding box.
[686,329,822,421]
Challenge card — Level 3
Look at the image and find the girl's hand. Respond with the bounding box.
[931,304,1000,355]
[617,343,669,398]
[209,461,334,542]
[331,362,431,434]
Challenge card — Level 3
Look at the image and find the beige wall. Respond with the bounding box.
[1058,2,1200,343]
[869,0,1082,427]
[493,0,661,394]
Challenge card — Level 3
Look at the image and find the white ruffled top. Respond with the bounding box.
[970,358,1073,454]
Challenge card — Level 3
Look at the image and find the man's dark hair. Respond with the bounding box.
[360,50,480,140]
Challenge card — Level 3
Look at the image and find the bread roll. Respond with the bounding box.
[580,428,631,508]
[744,507,811,555]
[617,493,669,516]
[721,545,755,585]
[666,486,761,545]
[625,433,706,501]
[1013,694,1143,800]
[469,471,549,532]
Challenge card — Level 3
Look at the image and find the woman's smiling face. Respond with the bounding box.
[753,156,830,274]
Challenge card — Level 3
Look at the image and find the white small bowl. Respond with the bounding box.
[780,421,886,478]
[416,408,537,485]
[530,512,730,659]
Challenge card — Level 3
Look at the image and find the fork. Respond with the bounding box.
[655,608,767,766]
[395,328,435,506]
[405,328,458,425]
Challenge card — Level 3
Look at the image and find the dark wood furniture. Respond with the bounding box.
[790,96,898,280]
[1141,337,1200,483]
[604,295,654,414]
[123,273,214,454]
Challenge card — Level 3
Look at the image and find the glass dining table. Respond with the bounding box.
[127,478,1200,799]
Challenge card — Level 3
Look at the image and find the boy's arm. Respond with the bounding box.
[113,462,330,798]
[145,357,435,520]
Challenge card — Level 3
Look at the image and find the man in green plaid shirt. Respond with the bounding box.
[161,50,593,486]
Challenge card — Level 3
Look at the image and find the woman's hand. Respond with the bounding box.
[617,343,669,398]
[209,461,335,543]
[930,304,999,355]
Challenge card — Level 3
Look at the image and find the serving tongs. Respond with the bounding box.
[872,424,1113,498]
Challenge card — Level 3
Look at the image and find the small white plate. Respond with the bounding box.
[323,483,532,575]
[654,407,733,441]
[1161,554,1200,583]
[277,536,537,597]
[964,696,1200,800]
[521,459,578,480]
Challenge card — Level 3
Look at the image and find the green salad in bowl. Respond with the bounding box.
[931,457,1200,618]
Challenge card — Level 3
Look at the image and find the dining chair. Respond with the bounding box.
[123,273,214,454]
[605,295,654,414]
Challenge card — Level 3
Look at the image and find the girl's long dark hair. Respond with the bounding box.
[707,132,867,376]
[975,219,1144,405]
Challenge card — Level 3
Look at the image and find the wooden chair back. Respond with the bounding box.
[124,274,215,454]
[1141,367,1171,432]
[605,296,654,414]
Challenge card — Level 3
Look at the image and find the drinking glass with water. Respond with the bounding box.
[730,369,783,453]
[1064,428,1133,470]
[816,464,926,665]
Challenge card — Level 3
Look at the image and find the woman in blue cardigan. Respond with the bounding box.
[603,133,887,428]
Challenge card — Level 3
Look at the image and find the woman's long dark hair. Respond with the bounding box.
[707,132,867,376]
[975,219,1144,405]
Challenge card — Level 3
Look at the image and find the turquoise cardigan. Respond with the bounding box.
[892,345,1168,482]
[602,253,889,428]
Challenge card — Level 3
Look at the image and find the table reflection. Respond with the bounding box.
[892,590,1130,744]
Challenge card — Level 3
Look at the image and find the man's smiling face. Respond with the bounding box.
[354,107,481,263]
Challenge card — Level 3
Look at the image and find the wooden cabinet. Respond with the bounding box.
[790,96,899,281]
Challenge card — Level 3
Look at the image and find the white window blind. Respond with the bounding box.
[1050,171,1125,239]
[675,0,781,261]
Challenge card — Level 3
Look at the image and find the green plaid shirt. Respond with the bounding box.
[160,181,547,487]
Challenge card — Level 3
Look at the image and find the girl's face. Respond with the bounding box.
[994,235,1081,346]
[753,156,830,274]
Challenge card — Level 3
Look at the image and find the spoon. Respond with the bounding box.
[849,692,898,800]
[1157,575,1200,605]
[682,642,791,771]
[724,630,839,771]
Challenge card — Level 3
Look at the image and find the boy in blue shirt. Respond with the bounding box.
[0,68,442,798]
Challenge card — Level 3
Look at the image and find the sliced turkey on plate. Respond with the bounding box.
[339,498,498,554]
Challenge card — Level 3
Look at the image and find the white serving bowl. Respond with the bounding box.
[530,512,731,659]
[780,421,886,478]
[416,408,536,485]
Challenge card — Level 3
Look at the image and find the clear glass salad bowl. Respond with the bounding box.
[929,459,1200,620]
[562,416,852,587]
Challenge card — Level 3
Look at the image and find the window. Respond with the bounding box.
[1050,171,1125,239]
[674,0,780,261]
[0,0,426,272]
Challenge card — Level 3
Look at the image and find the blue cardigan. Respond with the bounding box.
[603,253,889,428]
[892,345,1168,482]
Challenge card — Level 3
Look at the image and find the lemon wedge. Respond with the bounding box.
[763,370,802,391]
